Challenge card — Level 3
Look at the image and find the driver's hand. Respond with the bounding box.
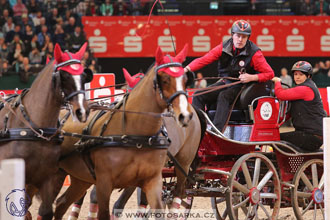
[272,77,281,83]
[239,73,258,83]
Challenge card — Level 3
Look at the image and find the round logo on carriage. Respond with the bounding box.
[239,60,245,67]
[5,189,31,217]
[260,102,272,120]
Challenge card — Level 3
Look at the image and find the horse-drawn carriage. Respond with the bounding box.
[161,82,324,220]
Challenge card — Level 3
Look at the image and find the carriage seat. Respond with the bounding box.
[207,81,272,125]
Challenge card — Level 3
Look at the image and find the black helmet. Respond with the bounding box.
[291,61,313,76]
[231,20,252,36]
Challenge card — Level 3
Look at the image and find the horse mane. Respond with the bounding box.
[30,60,55,89]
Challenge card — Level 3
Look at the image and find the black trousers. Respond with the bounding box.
[280,130,323,152]
[192,80,242,131]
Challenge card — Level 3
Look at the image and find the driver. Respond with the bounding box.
[272,61,327,152]
[184,19,274,132]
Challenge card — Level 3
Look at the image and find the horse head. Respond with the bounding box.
[53,42,93,122]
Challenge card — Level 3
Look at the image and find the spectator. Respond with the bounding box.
[114,0,129,16]
[325,60,330,77]
[82,50,98,71]
[22,24,34,52]
[2,17,15,40]
[315,0,329,15]
[37,25,51,48]
[0,32,9,75]
[5,24,23,44]
[100,0,114,16]
[25,34,40,54]
[68,26,87,53]
[12,0,28,21]
[8,35,25,63]
[280,67,293,87]
[194,72,207,88]
[86,1,100,16]
[0,9,10,28]
[32,11,43,30]
[130,0,143,16]
[299,0,316,15]
[0,0,13,17]
[19,56,31,83]
[41,36,54,63]
[34,16,46,34]
[72,0,88,17]
[20,13,35,34]
[0,59,10,76]
[53,24,66,50]
[47,8,60,33]
[28,46,42,65]
[27,0,41,14]
[64,16,76,36]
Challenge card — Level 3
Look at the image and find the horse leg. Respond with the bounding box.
[54,175,92,220]
[88,185,98,220]
[25,184,38,220]
[36,170,66,220]
[143,176,164,218]
[112,186,136,217]
[95,180,112,220]
[68,192,86,220]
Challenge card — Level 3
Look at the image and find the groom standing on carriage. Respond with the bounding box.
[184,19,274,132]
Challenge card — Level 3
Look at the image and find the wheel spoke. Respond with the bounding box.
[302,200,314,215]
[252,158,261,187]
[233,180,250,194]
[311,163,318,188]
[319,204,324,218]
[260,192,278,199]
[318,174,324,189]
[244,204,252,220]
[313,203,317,220]
[259,203,271,219]
[242,161,252,189]
[233,197,249,210]
[221,209,228,219]
[301,172,314,191]
[297,191,312,198]
[257,171,273,191]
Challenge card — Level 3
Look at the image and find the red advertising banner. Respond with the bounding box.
[82,16,330,58]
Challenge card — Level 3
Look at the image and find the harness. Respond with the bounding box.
[0,56,84,143]
[61,61,188,180]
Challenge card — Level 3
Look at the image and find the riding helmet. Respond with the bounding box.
[231,20,252,36]
[291,61,313,76]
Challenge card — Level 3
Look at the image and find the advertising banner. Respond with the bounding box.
[83,16,330,57]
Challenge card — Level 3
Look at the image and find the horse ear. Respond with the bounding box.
[123,68,135,87]
[75,42,88,60]
[155,46,164,65]
[54,43,63,63]
[175,44,188,64]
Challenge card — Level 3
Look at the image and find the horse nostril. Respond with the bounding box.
[75,109,82,120]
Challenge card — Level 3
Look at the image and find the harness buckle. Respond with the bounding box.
[136,143,143,149]
[121,135,128,144]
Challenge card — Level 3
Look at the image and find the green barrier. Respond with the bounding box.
[0,75,36,90]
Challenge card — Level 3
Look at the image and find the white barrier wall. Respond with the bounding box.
[325,87,330,220]
[0,159,25,220]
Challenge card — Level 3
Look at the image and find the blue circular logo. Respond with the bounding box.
[5,189,31,217]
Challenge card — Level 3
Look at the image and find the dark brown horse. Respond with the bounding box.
[47,45,194,220]
[0,43,92,219]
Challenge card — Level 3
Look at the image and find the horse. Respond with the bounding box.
[43,45,195,220]
[68,67,206,219]
[0,42,93,219]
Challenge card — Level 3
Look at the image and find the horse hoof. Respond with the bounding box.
[25,211,32,220]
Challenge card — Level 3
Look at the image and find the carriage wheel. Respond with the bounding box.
[291,159,324,220]
[162,176,194,219]
[226,153,281,220]
[211,197,228,220]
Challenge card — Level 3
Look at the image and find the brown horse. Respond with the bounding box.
[0,43,92,219]
[68,68,206,219]
[48,45,194,219]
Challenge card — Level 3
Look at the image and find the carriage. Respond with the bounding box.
[161,82,324,220]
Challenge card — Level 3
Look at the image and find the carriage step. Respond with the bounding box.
[185,187,228,197]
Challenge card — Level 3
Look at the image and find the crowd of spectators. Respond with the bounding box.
[0,0,100,83]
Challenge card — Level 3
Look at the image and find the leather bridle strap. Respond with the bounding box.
[64,90,85,102]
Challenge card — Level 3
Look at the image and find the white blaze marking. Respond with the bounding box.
[175,76,189,116]
[73,75,86,119]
